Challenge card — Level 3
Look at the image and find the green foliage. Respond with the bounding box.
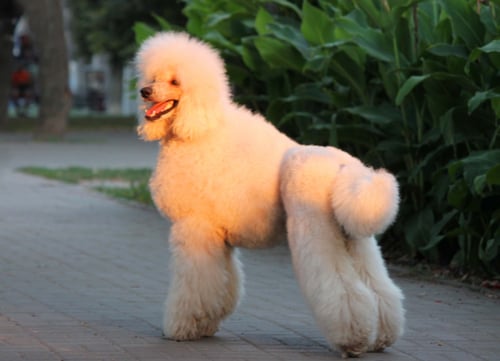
[20,166,151,183]
[135,0,500,276]
[68,0,186,66]
[19,167,153,205]
[95,181,153,206]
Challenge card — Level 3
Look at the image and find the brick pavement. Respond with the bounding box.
[0,131,499,361]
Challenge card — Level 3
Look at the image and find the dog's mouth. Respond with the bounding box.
[144,99,178,121]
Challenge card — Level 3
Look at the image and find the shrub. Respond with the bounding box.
[135,0,500,276]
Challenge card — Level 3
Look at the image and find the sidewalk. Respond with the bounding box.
[1,131,499,361]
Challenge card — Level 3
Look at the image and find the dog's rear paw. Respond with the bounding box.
[318,282,378,358]
[369,285,405,352]
[369,337,391,353]
[339,343,368,358]
[369,313,404,352]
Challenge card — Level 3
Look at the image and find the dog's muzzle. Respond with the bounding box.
[140,86,179,121]
[140,86,153,99]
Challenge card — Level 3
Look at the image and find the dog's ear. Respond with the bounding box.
[170,43,231,140]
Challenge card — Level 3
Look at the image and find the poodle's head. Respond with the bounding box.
[135,32,231,141]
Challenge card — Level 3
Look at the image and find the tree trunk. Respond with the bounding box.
[20,0,70,139]
[0,0,21,128]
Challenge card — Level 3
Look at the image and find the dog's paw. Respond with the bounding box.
[370,289,405,352]
[339,342,368,358]
[318,281,378,358]
[370,335,393,353]
[164,316,220,341]
[369,309,404,352]
[369,326,400,352]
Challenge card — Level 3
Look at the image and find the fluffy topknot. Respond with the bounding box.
[135,32,230,101]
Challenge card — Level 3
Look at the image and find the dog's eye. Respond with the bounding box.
[170,79,180,86]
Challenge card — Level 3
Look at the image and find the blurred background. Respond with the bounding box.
[0,0,185,134]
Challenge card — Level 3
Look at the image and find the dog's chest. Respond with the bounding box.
[151,141,244,213]
[150,141,285,247]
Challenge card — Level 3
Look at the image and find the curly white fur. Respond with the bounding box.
[136,31,405,357]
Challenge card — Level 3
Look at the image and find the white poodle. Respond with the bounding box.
[135,31,405,358]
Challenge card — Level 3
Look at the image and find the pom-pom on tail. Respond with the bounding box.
[331,165,399,239]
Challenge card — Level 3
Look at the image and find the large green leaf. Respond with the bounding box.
[336,124,385,147]
[479,39,500,54]
[437,107,456,146]
[419,210,458,252]
[486,164,500,186]
[344,104,400,125]
[450,150,500,191]
[438,0,484,49]
[303,47,337,74]
[133,22,156,45]
[255,7,273,35]
[468,89,500,114]
[267,23,311,59]
[492,98,500,119]
[203,31,242,55]
[329,51,366,100]
[417,1,443,44]
[353,0,388,29]
[301,0,336,45]
[206,12,231,28]
[353,29,395,63]
[405,207,434,251]
[479,237,500,263]
[395,75,430,105]
[467,39,500,73]
[427,43,468,59]
[281,82,332,105]
[448,179,468,208]
[152,13,172,31]
[240,39,260,72]
[253,36,304,71]
[333,16,398,64]
[266,0,301,17]
[474,174,488,194]
[479,4,500,35]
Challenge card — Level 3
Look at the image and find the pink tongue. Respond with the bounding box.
[146,101,171,117]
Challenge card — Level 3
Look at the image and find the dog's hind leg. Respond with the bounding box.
[280,147,378,357]
[347,236,405,351]
[163,219,243,340]
[322,147,404,351]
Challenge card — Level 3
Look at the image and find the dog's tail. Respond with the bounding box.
[281,146,399,240]
[330,164,399,239]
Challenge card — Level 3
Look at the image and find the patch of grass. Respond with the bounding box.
[19,166,153,205]
[95,182,154,206]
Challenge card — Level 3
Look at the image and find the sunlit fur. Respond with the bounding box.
[136,31,405,357]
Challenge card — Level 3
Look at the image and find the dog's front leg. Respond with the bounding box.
[163,218,243,341]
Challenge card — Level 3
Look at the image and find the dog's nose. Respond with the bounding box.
[140,86,153,99]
